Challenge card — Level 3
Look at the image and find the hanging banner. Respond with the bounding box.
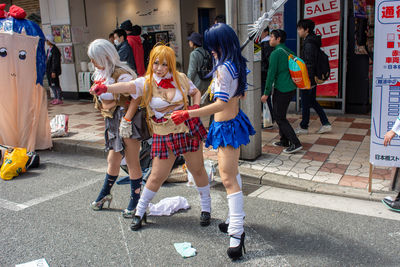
[370,0,400,167]
[304,0,341,96]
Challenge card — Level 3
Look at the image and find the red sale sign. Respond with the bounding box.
[304,0,341,96]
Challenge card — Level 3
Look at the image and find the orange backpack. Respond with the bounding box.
[279,48,311,90]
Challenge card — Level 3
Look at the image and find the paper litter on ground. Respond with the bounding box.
[174,242,196,258]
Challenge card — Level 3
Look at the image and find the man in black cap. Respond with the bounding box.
[187,32,211,95]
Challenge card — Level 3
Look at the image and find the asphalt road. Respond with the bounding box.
[1,151,399,266]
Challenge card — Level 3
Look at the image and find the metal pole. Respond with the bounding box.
[296,0,301,113]
[225,0,238,31]
[341,0,348,113]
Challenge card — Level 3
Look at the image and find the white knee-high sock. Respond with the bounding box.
[225,173,243,224]
[227,191,245,247]
[135,187,156,218]
[197,184,211,213]
[236,173,242,190]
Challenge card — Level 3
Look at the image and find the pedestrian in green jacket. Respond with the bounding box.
[261,29,302,154]
[187,32,211,95]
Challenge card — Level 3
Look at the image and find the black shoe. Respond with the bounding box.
[272,141,289,147]
[382,199,400,212]
[219,222,229,233]
[130,213,147,231]
[200,211,211,227]
[227,232,246,260]
[283,144,303,154]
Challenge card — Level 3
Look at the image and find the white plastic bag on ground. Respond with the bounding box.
[263,102,272,128]
[50,114,69,137]
[148,196,190,216]
[186,160,216,187]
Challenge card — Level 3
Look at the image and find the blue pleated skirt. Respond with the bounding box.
[205,109,256,149]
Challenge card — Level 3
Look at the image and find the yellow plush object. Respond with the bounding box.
[0,147,29,180]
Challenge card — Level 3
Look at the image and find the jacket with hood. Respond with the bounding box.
[301,33,321,87]
[127,35,145,76]
[116,40,137,72]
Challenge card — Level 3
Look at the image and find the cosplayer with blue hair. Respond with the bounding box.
[0,4,51,151]
[203,23,248,98]
[171,23,255,260]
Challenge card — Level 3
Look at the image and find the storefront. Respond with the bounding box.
[39,0,224,100]
[295,0,376,114]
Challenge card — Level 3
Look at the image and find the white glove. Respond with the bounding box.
[119,117,132,138]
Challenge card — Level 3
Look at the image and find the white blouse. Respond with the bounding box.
[132,72,197,119]
[210,61,239,103]
[98,73,133,101]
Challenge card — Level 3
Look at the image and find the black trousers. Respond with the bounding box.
[272,89,301,146]
[300,86,329,129]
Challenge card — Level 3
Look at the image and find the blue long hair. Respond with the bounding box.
[0,17,46,85]
[203,23,247,97]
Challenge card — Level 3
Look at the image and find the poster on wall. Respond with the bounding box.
[304,0,341,97]
[142,25,161,33]
[269,12,283,30]
[370,0,400,167]
[353,0,367,18]
[61,45,74,64]
[51,25,71,43]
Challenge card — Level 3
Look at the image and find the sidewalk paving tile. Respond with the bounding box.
[320,162,348,175]
[309,144,335,153]
[315,138,340,146]
[312,171,343,184]
[339,175,369,188]
[350,122,371,129]
[345,128,369,135]
[302,151,330,162]
[342,134,365,142]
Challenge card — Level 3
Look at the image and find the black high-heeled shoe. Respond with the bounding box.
[218,222,229,233]
[130,213,147,231]
[200,211,211,226]
[227,232,246,260]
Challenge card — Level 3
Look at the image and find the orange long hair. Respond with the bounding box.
[142,45,188,110]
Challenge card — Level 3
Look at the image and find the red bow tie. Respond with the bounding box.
[157,77,175,89]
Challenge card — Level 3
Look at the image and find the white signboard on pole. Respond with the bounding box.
[370,0,400,167]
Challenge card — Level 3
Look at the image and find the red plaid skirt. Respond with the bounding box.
[151,117,207,159]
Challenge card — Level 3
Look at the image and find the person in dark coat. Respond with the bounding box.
[260,27,274,127]
[141,33,152,69]
[45,35,62,104]
[296,19,332,135]
[113,29,137,73]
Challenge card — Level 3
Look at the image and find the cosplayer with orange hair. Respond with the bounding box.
[91,45,212,230]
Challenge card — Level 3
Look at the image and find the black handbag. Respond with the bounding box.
[132,107,151,140]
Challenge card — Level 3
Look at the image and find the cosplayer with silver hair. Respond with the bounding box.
[91,44,212,231]
[88,39,145,219]
[172,23,255,260]
[88,39,136,83]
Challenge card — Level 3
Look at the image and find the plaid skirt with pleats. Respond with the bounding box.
[151,117,207,159]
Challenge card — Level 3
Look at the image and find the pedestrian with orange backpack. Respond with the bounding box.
[261,29,303,154]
